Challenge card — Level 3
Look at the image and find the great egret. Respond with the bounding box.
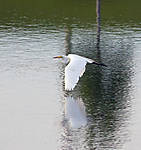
[54,54,106,91]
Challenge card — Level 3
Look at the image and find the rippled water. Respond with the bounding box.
[0,0,141,150]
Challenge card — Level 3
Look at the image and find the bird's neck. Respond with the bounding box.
[63,56,70,64]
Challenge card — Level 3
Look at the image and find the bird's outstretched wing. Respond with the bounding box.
[65,56,87,91]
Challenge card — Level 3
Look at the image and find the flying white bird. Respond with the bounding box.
[54,54,107,91]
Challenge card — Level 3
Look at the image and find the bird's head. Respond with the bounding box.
[53,56,63,59]
[53,55,70,64]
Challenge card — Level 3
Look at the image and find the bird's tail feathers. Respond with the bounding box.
[86,58,107,67]
[93,61,107,67]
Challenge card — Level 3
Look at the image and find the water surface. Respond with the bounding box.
[0,0,141,150]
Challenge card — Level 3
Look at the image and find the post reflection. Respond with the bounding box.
[64,26,72,55]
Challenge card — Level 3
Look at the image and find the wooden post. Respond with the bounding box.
[96,0,101,62]
[96,0,101,44]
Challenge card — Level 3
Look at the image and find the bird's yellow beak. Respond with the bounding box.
[53,56,63,59]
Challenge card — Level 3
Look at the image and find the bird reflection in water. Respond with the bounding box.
[64,96,87,129]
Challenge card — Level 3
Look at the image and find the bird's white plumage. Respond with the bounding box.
[54,54,106,91]
[65,54,94,91]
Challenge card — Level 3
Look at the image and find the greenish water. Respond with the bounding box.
[0,0,141,150]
